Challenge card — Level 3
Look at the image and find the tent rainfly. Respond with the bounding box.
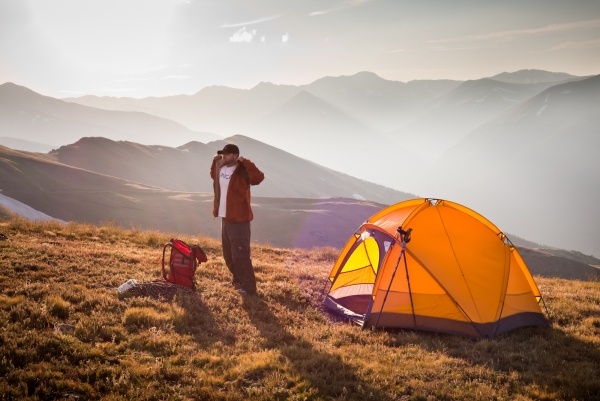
[323,198,548,338]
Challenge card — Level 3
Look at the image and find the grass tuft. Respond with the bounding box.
[47,296,71,319]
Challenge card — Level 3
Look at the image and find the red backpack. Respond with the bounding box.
[162,239,207,290]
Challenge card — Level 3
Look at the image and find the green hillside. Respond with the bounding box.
[0,218,598,400]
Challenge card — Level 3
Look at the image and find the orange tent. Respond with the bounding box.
[323,198,547,338]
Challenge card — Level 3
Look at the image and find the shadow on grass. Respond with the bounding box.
[171,289,226,345]
[240,295,393,401]
[408,325,600,401]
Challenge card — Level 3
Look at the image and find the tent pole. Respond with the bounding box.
[403,246,418,330]
[375,227,413,328]
[374,243,402,328]
[320,277,333,299]
[539,296,552,321]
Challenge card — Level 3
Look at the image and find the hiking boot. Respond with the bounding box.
[236,288,247,295]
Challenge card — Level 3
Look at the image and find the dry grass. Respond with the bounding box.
[0,218,599,400]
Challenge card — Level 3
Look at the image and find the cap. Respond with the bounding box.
[217,144,240,155]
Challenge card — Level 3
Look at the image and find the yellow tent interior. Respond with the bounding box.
[323,198,548,338]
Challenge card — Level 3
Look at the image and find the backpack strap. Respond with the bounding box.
[192,245,208,264]
[162,240,173,281]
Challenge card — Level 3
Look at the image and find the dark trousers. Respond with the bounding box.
[221,219,257,294]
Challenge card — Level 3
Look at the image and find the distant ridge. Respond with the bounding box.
[0,137,56,153]
[489,69,582,84]
[48,135,414,203]
[0,82,214,147]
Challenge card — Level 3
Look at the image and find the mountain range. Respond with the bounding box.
[46,135,412,203]
[0,82,220,148]
[0,69,598,258]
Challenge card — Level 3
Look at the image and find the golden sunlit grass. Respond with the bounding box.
[0,217,599,400]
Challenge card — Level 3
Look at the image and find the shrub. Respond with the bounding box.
[48,296,71,319]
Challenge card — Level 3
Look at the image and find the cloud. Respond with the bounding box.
[309,0,375,16]
[230,27,257,43]
[429,45,483,52]
[429,18,600,44]
[309,8,341,16]
[221,14,283,28]
[549,38,600,51]
[282,33,289,43]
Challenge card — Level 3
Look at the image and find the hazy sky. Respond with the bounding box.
[2,0,599,98]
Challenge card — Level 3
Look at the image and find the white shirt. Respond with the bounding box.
[218,164,237,217]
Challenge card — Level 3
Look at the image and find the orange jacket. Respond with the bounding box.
[210,158,264,222]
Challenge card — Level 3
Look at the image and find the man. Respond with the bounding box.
[210,143,264,296]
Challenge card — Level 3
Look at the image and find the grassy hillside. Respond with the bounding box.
[0,218,599,400]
